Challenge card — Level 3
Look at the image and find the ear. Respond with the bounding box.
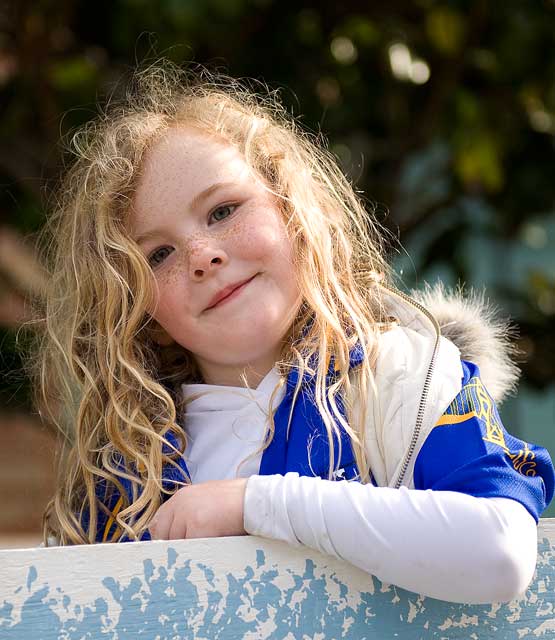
[149,320,176,347]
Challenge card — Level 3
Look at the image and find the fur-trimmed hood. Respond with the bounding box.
[410,283,520,405]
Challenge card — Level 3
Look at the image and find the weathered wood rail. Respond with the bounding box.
[1,519,554,639]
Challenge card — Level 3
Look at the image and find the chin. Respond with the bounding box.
[219,338,282,365]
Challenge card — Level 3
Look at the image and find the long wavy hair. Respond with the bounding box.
[34,62,393,544]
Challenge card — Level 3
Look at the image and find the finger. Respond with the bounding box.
[168,508,187,540]
[149,504,174,540]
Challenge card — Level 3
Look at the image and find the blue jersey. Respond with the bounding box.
[97,355,554,542]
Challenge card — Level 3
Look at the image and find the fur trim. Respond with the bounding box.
[410,283,521,404]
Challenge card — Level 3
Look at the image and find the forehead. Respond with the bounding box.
[146,127,253,184]
[132,127,254,222]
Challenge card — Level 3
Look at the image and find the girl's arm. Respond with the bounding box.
[244,473,536,604]
[244,360,554,604]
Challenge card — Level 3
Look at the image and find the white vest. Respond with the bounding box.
[358,288,463,488]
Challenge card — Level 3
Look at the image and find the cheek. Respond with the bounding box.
[231,211,293,263]
[151,260,191,319]
[157,256,186,288]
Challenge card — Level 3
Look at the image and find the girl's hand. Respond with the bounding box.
[148,478,248,540]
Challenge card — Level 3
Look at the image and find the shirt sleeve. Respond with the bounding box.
[92,431,189,543]
[78,478,129,544]
[244,474,538,603]
[413,360,555,522]
[94,481,130,543]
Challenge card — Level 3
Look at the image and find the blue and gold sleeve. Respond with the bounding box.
[413,360,555,522]
[92,433,189,543]
[91,479,134,543]
[97,484,135,543]
[79,481,128,543]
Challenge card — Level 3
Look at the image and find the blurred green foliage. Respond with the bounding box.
[1,0,554,410]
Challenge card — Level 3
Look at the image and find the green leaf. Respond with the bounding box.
[454,133,504,192]
[49,57,99,92]
[426,7,466,56]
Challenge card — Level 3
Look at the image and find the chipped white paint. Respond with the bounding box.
[0,520,554,639]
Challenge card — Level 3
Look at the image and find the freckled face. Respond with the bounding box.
[130,127,301,386]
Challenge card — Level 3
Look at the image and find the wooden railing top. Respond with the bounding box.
[1,519,554,639]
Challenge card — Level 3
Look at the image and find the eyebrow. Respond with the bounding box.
[189,181,236,211]
[133,181,235,244]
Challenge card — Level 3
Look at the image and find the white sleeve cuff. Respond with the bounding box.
[244,473,303,546]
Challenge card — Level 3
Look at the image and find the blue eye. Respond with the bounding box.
[148,246,174,267]
[210,204,236,223]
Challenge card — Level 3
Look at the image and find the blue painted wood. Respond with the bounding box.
[1,520,554,639]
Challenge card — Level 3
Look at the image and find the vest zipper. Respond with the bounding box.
[379,284,442,489]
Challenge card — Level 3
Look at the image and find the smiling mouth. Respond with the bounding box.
[204,274,258,311]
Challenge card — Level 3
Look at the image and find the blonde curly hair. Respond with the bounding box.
[35,62,393,544]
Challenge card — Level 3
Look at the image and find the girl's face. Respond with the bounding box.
[130,126,301,387]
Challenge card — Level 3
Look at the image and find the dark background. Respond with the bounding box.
[1,0,554,540]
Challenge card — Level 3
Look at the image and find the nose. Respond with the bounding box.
[188,242,228,281]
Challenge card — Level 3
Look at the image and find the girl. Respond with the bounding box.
[36,64,554,604]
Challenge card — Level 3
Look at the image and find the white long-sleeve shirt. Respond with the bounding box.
[181,366,537,605]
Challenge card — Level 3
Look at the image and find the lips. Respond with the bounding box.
[204,275,257,311]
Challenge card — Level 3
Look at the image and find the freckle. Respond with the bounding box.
[160,263,179,285]
[220,227,239,240]
[218,219,246,240]
[188,232,210,256]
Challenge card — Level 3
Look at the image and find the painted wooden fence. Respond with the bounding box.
[1,520,554,639]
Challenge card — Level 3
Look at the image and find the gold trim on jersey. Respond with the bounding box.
[433,376,536,477]
[507,443,537,477]
[435,412,475,426]
[102,495,123,543]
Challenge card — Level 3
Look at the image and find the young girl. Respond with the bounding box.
[36,64,554,604]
